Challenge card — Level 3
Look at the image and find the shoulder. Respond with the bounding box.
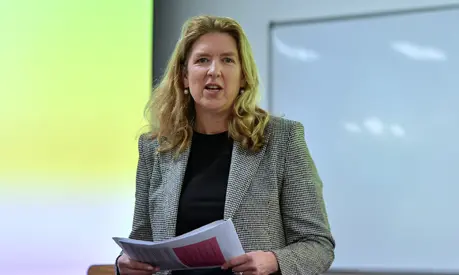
[137,132,160,160]
[266,115,305,139]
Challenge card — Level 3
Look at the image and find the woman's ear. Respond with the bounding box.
[183,70,189,88]
[240,77,246,89]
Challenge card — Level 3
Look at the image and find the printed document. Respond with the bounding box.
[113,219,245,271]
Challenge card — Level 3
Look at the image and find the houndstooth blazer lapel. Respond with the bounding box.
[162,145,191,239]
[224,127,271,220]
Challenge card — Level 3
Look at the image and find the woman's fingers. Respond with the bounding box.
[118,254,160,274]
[127,259,157,271]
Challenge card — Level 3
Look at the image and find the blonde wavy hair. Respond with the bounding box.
[145,15,270,154]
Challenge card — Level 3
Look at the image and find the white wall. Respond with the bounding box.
[153,0,459,108]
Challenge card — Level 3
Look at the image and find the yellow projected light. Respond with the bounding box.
[0,1,152,187]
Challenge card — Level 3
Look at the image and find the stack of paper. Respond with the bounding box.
[113,219,245,271]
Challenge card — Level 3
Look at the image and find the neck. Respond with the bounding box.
[194,109,229,134]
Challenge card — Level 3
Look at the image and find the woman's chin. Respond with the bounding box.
[197,101,229,114]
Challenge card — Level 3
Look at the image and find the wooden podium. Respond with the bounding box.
[87,265,115,275]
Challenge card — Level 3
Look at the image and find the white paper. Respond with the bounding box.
[113,219,245,271]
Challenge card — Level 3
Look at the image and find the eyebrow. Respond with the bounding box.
[220,51,237,57]
[193,51,238,57]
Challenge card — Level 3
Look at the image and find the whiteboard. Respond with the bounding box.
[270,6,459,272]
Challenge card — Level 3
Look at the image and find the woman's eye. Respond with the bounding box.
[223,57,234,63]
[197,57,208,63]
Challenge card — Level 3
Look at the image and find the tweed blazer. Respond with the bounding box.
[123,116,335,275]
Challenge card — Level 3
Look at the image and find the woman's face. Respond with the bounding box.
[184,32,244,116]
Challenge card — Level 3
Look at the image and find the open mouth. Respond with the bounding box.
[204,84,222,92]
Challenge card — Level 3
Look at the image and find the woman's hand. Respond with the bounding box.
[221,251,279,275]
[117,253,160,274]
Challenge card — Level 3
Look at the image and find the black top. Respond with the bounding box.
[172,131,234,275]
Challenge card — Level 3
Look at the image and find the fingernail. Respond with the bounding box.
[147,266,153,270]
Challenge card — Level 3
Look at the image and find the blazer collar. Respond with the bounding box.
[224,138,268,219]
[161,126,271,238]
[161,144,190,239]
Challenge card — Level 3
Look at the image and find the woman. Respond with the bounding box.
[116,15,335,275]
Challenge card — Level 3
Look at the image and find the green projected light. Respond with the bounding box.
[0,1,153,189]
[0,2,154,274]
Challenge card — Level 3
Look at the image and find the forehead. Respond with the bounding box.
[189,32,239,56]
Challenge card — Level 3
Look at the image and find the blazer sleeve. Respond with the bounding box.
[115,133,155,274]
[271,121,335,275]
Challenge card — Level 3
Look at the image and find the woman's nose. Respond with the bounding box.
[208,61,222,77]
